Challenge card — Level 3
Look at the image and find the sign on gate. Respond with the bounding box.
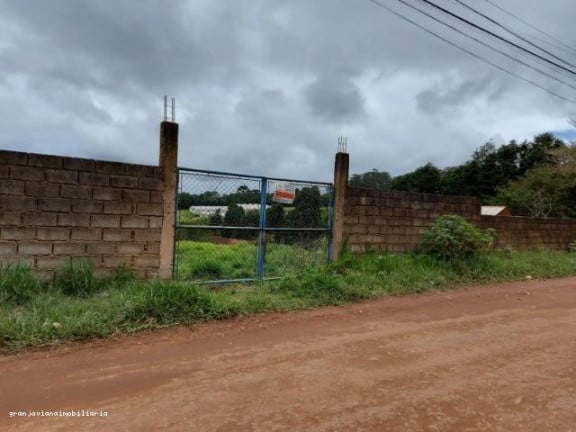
[272,183,295,205]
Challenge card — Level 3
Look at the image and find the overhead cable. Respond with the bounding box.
[415,0,576,77]
[365,0,576,105]
[450,0,576,69]
[481,0,576,57]
[394,0,576,91]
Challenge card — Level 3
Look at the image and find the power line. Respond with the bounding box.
[415,0,576,77]
[422,1,575,80]
[393,0,576,92]
[365,0,576,105]
[480,0,576,57]
[517,30,576,61]
[450,0,576,69]
[434,2,574,79]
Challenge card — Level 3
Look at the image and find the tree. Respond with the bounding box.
[242,209,260,227]
[518,132,564,173]
[349,169,391,189]
[289,187,321,228]
[436,134,565,200]
[228,185,261,204]
[177,192,194,210]
[390,163,442,193]
[439,166,469,196]
[196,191,223,205]
[222,203,245,238]
[547,145,576,217]
[266,204,285,227]
[224,203,245,226]
[496,166,573,218]
[458,140,523,199]
[207,209,223,237]
[549,144,576,176]
[240,209,260,240]
[208,209,223,226]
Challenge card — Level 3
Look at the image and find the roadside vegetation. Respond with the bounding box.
[1,216,575,354]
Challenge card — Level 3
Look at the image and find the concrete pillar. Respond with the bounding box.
[331,151,349,261]
[158,121,179,279]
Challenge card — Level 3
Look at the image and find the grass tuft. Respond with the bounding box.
[0,265,40,305]
[52,261,104,298]
[125,282,241,324]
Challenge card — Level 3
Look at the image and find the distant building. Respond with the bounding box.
[189,204,269,216]
[481,206,511,216]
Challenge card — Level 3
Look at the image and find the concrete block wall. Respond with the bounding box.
[479,215,576,251]
[343,187,576,253]
[343,187,481,253]
[0,150,164,279]
[331,153,576,258]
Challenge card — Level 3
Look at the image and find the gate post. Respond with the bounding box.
[331,151,349,261]
[159,121,179,279]
[256,177,268,279]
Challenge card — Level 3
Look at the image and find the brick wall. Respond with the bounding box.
[479,216,576,250]
[343,187,576,253]
[344,187,480,253]
[0,150,164,278]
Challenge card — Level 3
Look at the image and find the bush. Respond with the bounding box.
[419,215,495,260]
[570,240,576,253]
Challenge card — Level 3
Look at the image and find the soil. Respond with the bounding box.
[1,278,576,431]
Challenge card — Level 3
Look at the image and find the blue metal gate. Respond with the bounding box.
[174,168,333,284]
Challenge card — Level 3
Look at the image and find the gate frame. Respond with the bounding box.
[173,167,333,284]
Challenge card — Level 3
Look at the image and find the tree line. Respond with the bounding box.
[206,187,324,229]
[349,133,576,218]
[177,187,327,242]
[178,185,330,209]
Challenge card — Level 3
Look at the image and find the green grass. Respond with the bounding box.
[1,250,575,354]
[0,264,41,305]
[177,241,256,280]
[178,210,209,225]
[176,240,327,280]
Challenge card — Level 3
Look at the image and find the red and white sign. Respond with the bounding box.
[273,184,295,204]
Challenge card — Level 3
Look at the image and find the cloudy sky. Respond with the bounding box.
[1,0,575,182]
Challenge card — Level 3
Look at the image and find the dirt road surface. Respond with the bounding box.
[1,278,576,431]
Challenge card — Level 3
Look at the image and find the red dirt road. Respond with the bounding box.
[1,278,576,431]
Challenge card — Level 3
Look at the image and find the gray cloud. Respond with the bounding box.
[416,76,497,113]
[0,0,575,181]
[304,74,366,123]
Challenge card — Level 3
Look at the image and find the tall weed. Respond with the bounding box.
[0,265,39,305]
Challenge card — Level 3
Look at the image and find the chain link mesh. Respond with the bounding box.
[175,169,332,282]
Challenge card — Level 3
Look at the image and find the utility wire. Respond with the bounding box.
[450,0,576,69]
[433,12,572,81]
[481,0,576,57]
[365,0,576,105]
[517,30,576,61]
[416,0,576,82]
[393,0,576,91]
[415,0,576,77]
